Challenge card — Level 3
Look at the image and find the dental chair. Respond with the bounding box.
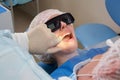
[75,23,118,49]
[105,0,120,27]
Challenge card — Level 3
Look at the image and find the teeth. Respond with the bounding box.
[60,33,71,40]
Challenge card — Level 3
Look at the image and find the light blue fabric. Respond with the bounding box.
[3,0,32,6]
[105,0,120,26]
[0,30,53,80]
[0,6,6,13]
[75,23,117,48]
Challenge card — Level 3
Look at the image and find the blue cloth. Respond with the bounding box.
[2,0,32,6]
[51,47,108,80]
[38,61,57,74]
[0,30,53,80]
[0,6,6,13]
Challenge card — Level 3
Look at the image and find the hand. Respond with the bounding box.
[27,23,61,55]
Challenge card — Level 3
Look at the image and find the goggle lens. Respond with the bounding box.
[45,13,75,32]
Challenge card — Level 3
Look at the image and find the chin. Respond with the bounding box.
[56,28,78,53]
[60,42,78,54]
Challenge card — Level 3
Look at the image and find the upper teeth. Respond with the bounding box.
[58,33,71,41]
[60,33,70,40]
[64,33,70,37]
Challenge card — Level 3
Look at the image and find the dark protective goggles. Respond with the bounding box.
[45,13,75,32]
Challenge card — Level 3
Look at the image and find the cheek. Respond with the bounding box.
[56,42,78,53]
[53,31,60,38]
[56,36,78,52]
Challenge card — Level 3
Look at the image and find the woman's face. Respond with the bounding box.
[54,22,78,53]
[47,14,78,53]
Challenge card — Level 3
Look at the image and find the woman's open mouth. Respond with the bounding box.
[61,33,73,41]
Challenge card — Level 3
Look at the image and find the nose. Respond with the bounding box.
[60,21,67,31]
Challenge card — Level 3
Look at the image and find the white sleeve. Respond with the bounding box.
[12,32,29,51]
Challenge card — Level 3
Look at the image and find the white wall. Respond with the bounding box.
[19,0,120,33]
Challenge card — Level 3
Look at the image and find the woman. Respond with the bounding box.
[28,9,108,79]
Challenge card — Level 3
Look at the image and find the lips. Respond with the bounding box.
[61,33,73,41]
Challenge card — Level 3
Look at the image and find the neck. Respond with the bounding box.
[54,50,79,66]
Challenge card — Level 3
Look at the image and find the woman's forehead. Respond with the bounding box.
[48,14,60,21]
[40,9,64,22]
[28,9,64,30]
